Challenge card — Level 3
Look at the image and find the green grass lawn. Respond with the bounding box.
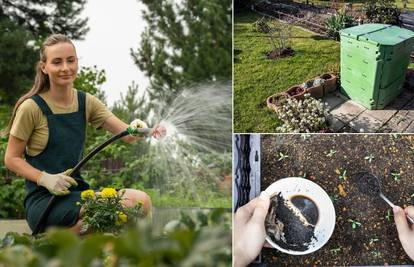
[234,11,340,133]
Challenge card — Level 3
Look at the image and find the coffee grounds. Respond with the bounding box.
[354,172,381,196]
[265,193,316,251]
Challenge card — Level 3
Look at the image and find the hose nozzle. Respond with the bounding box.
[127,127,152,136]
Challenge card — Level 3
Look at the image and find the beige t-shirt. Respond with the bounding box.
[10,89,114,156]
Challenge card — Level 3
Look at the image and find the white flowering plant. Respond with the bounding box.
[78,188,144,234]
[276,94,330,133]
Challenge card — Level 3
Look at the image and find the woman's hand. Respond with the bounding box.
[151,124,167,139]
[394,205,414,261]
[234,191,270,267]
[37,170,78,195]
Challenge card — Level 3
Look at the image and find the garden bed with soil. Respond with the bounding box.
[261,134,414,266]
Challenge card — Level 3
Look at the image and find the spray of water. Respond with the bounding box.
[146,82,232,204]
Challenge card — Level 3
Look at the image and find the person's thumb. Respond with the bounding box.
[251,191,270,224]
[393,206,410,237]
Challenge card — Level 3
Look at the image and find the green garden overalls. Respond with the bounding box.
[24,91,90,231]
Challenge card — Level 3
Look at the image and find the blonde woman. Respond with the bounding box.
[3,34,165,233]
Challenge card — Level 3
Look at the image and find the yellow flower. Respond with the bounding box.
[81,189,95,200]
[116,211,128,225]
[101,188,117,198]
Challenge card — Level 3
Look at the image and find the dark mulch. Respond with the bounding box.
[260,134,414,266]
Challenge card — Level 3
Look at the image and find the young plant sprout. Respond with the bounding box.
[369,237,379,245]
[391,133,400,139]
[301,133,311,140]
[348,219,361,229]
[330,194,339,203]
[411,193,414,199]
[364,154,375,163]
[326,149,337,157]
[391,171,401,181]
[339,170,347,180]
[386,210,393,221]
[330,247,341,255]
[371,250,381,258]
[278,152,289,161]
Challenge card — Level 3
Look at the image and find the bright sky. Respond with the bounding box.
[73,0,149,107]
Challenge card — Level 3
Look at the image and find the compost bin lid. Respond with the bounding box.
[340,23,414,46]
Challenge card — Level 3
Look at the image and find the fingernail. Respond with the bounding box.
[259,191,270,201]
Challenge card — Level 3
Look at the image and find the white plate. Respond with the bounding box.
[264,177,336,255]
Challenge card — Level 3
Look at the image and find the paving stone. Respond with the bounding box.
[327,115,346,132]
[384,110,412,132]
[361,109,397,124]
[404,121,414,133]
[323,92,345,111]
[330,100,366,123]
[349,112,383,133]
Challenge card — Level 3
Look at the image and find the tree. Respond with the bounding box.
[0,0,88,40]
[74,66,107,104]
[0,0,89,105]
[111,82,151,124]
[131,0,232,105]
[0,16,38,105]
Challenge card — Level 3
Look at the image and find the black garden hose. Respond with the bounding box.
[32,128,151,235]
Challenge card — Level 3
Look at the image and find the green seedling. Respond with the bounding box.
[411,193,414,199]
[369,237,379,245]
[391,133,399,139]
[364,154,375,163]
[386,210,393,221]
[371,250,381,258]
[391,171,401,181]
[348,219,361,229]
[339,170,347,180]
[330,194,339,203]
[326,149,337,157]
[278,152,289,161]
[301,133,311,140]
[330,247,341,255]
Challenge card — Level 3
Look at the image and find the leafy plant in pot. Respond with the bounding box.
[303,78,324,99]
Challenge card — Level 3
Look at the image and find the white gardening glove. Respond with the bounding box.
[129,119,149,137]
[37,169,78,196]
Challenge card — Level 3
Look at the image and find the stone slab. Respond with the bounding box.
[330,100,366,123]
[323,92,346,111]
[349,112,383,133]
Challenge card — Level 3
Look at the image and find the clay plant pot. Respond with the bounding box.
[319,73,338,94]
[286,85,306,101]
[304,79,324,99]
[267,92,289,113]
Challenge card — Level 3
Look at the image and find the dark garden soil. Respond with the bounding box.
[261,134,414,266]
[266,47,295,60]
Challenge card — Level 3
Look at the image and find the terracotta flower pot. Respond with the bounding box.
[304,79,324,99]
[286,85,306,101]
[319,73,338,94]
[267,92,289,113]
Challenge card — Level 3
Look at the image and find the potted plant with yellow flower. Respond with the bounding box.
[78,187,144,234]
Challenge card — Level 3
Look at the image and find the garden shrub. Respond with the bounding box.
[325,11,357,41]
[363,0,401,25]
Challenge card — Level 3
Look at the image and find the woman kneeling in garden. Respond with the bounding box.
[2,34,165,234]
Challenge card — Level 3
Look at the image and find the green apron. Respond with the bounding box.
[24,91,90,231]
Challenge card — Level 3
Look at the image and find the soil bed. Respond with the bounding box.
[261,134,414,266]
[266,47,295,60]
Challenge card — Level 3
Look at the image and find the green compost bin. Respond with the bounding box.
[340,24,414,110]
